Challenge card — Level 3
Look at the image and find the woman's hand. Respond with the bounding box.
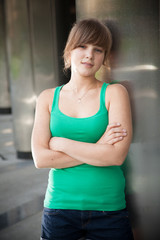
[49,137,65,152]
[97,122,127,145]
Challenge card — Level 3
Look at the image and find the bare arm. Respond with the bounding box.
[31,89,82,169]
[49,84,132,166]
[31,89,125,169]
[32,85,129,169]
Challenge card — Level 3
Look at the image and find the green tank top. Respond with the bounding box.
[44,82,126,211]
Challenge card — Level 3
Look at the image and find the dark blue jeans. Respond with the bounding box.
[41,208,134,240]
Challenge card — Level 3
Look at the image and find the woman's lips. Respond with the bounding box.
[81,62,94,67]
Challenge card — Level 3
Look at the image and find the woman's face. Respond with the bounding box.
[70,44,105,77]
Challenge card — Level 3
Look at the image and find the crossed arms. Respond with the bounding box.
[31,84,132,169]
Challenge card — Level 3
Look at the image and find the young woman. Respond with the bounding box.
[31,18,133,240]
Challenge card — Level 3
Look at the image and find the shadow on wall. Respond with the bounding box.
[98,19,144,240]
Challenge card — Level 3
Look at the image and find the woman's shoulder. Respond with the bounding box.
[37,85,64,111]
[105,83,129,109]
[37,88,55,104]
[35,88,57,113]
[107,83,128,96]
[39,88,55,98]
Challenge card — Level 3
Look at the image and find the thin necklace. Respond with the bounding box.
[71,83,97,103]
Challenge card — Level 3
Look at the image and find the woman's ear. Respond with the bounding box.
[103,53,111,68]
[64,52,71,69]
[68,53,71,65]
[66,52,71,69]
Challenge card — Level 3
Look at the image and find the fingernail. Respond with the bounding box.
[117,123,121,125]
[123,129,127,132]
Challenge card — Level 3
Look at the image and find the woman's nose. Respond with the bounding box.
[86,49,93,59]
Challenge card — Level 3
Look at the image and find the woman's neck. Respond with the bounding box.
[68,73,98,92]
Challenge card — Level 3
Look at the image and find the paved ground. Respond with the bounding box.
[0,114,49,239]
[0,212,42,240]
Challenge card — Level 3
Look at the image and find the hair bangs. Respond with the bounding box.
[72,20,110,51]
[63,18,112,70]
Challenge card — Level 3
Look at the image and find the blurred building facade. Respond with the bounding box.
[0,0,159,239]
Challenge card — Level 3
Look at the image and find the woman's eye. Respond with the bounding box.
[95,48,103,53]
[79,45,86,49]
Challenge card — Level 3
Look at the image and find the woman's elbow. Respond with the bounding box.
[115,158,124,166]
[99,159,124,167]
[100,158,124,167]
[32,153,43,169]
[99,151,127,167]
[115,151,128,166]
[34,159,43,169]
[31,142,49,168]
[32,148,46,169]
[34,162,41,169]
[32,147,56,169]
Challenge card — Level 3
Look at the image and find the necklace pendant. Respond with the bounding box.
[78,98,81,103]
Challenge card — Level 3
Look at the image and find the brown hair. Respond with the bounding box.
[63,18,112,70]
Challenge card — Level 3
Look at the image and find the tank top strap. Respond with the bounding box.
[100,82,110,111]
[51,85,64,112]
[51,83,109,112]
